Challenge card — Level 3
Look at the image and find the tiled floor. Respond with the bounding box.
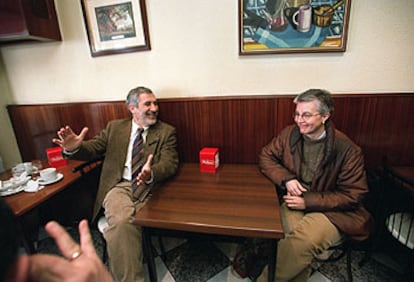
[145,236,406,282]
[36,225,411,282]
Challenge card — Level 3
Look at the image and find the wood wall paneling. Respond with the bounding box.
[7,94,414,168]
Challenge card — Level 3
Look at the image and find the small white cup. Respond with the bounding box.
[12,163,26,181]
[40,168,57,182]
[293,4,312,32]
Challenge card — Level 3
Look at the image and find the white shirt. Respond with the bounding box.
[122,120,148,181]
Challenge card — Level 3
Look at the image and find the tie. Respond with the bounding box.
[131,128,145,194]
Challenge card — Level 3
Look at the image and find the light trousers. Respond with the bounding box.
[102,181,146,282]
[258,203,343,282]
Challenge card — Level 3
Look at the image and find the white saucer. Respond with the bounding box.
[0,185,26,196]
[0,176,30,191]
[24,185,45,193]
[0,176,31,196]
[38,173,63,185]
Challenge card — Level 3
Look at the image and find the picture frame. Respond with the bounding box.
[81,0,151,57]
[239,0,351,55]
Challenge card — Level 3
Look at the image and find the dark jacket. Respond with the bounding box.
[69,119,179,220]
[259,122,373,241]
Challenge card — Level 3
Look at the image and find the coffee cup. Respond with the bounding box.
[40,168,57,182]
[292,4,312,33]
[286,0,310,8]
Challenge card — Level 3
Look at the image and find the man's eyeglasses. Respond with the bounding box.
[293,112,321,121]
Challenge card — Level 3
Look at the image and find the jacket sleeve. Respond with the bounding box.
[151,126,179,185]
[259,127,297,187]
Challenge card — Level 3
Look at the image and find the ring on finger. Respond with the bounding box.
[69,250,82,261]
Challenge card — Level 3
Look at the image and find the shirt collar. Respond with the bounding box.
[317,130,327,140]
[132,120,149,133]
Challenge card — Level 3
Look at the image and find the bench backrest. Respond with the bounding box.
[7,93,414,168]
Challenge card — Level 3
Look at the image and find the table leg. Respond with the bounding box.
[142,227,157,282]
[268,239,277,282]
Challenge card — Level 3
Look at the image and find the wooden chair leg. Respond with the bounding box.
[315,242,354,282]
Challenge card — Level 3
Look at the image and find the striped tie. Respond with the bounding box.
[131,128,144,194]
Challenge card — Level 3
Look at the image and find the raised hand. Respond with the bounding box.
[52,126,89,152]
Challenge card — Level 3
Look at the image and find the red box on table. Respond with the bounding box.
[46,147,67,168]
[199,147,219,173]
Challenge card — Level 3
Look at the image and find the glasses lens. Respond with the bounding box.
[293,113,318,121]
[302,113,312,121]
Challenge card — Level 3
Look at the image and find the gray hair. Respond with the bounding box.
[293,89,334,116]
[125,86,153,108]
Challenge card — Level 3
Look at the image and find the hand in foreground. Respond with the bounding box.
[27,220,112,282]
[285,179,307,196]
[52,126,89,152]
[284,194,306,210]
[136,154,154,185]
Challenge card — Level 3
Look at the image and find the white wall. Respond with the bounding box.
[0,57,21,169]
[0,0,413,167]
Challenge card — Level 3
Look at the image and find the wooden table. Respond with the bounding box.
[132,163,284,282]
[1,160,85,216]
[1,160,85,252]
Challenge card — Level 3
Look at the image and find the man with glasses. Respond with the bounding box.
[257,89,373,281]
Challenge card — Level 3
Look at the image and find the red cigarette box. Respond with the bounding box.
[46,147,67,168]
[199,147,219,173]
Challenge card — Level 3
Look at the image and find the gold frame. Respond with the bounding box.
[239,0,351,55]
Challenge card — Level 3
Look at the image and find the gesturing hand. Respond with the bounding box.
[27,220,112,282]
[52,126,89,152]
[136,154,154,185]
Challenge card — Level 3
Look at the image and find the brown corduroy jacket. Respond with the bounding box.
[259,122,373,241]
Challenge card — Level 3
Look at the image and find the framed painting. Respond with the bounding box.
[81,0,151,57]
[239,0,351,55]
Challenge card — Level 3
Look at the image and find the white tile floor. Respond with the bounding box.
[144,236,331,282]
[35,225,402,281]
[148,261,330,282]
